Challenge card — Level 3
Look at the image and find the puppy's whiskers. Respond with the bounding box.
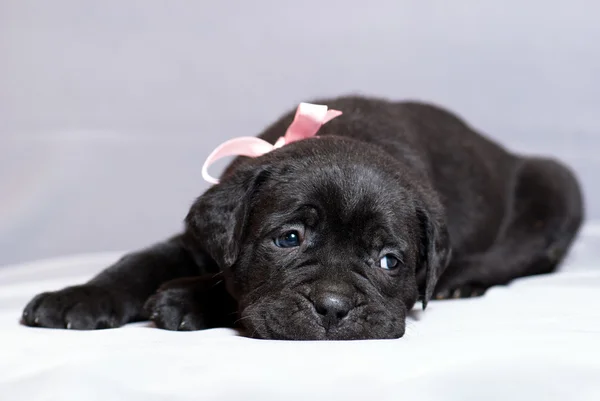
[234,314,264,325]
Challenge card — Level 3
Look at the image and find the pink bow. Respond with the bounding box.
[201,103,343,184]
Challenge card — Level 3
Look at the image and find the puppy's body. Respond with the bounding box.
[22,96,583,340]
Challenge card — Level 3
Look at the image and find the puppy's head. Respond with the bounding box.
[186,137,450,340]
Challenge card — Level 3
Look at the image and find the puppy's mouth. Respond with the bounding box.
[239,292,405,341]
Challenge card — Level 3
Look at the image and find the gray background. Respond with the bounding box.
[1,0,598,266]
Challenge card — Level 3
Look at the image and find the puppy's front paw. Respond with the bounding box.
[144,288,206,331]
[22,285,134,330]
[434,284,487,300]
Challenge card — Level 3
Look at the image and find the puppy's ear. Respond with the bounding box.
[417,205,451,309]
[185,165,268,269]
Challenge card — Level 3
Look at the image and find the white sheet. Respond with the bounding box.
[2,225,600,401]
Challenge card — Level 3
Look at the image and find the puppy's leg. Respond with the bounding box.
[435,157,583,299]
[22,235,211,329]
[144,275,237,331]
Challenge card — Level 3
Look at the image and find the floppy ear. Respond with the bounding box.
[417,205,451,309]
[185,165,268,269]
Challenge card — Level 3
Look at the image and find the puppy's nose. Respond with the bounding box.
[313,293,352,327]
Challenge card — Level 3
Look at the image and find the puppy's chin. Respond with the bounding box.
[239,291,406,341]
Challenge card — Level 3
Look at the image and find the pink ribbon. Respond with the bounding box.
[202,103,343,184]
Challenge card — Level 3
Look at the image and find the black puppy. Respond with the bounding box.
[22,96,584,340]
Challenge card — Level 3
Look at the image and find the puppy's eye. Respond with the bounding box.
[274,231,302,248]
[379,254,400,270]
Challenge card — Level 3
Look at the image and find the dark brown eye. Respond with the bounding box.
[274,231,301,248]
[379,254,399,270]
